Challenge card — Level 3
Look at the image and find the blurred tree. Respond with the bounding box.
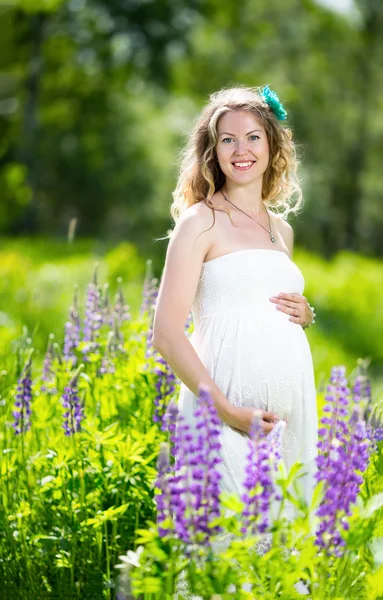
[0,0,382,260]
[0,0,204,244]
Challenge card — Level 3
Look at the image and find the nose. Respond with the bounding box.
[234,139,249,155]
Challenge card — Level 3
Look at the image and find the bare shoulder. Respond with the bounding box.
[180,200,216,224]
[169,201,215,257]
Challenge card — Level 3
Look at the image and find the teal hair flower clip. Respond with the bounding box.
[260,85,287,121]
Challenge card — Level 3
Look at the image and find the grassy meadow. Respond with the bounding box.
[0,238,382,598]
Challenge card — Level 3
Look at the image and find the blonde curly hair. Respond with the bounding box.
[164,84,303,238]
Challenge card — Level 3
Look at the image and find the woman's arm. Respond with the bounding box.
[152,203,235,425]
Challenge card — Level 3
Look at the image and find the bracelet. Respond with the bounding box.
[303,304,316,329]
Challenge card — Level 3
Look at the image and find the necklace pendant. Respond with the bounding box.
[270,234,276,243]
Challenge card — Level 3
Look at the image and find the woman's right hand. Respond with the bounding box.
[227,405,282,436]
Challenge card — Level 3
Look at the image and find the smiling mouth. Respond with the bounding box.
[232,160,256,171]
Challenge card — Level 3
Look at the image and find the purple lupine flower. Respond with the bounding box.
[315,366,370,557]
[101,283,114,327]
[63,285,81,365]
[61,364,85,436]
[13,351,33,435]
[140,260,159,317]
[241,410,285,535]
[153,356,178,427]
[41,334,57,394]
[161,384,223,547]
[53,342,63,366]
[352,360,372,419]
[145,323,156,363]
[162,398,179,457]
[167,416,192,543]
[82,264,103,358]
[188,384,223,541]
[351,361,381,447]
[98,332,117,376]
[366,401,383,447]
[114,278,131,325]
[113,317,126,354]
[155,442,173,537]
[142,273,159,365]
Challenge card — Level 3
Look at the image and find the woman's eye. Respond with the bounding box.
[221,135,259,143]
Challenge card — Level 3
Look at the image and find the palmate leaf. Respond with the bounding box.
[134,527,158,545]
[83,422,126,447]
[219,492,245,514]
[81,503,129,528]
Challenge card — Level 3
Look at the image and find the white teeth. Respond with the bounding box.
[233,161,253,167]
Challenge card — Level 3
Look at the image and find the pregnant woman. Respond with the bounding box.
[152,84,318,514]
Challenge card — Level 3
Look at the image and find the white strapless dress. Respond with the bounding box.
[178,248,319,509]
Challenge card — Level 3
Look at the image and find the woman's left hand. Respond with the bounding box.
[269,292,314,328]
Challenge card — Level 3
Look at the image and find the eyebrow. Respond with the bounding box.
[218,129,263,137]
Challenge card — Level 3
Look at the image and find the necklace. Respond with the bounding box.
[220,189,276,243]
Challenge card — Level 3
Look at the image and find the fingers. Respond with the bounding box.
[262,410,280,422]
[289,315,304,324]
[261,420,276,433]
[277,304,301,317]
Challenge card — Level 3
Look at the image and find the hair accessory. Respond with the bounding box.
[260,85,287,121]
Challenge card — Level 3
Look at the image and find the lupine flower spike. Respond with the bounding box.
[241,410,285,536]
[113,317,125,354]
[53,342,63,366]
[61,364,85,436]
[154,386,223,546]
[368,401,383,445]
[155,442,173,537]
[63,285,81,365]
[159,384,223,547]
[13,349,34,435]
[99,331,117,376]
[140,260,159,318]
[162,398,179,453]
[82,264,103,358]
[153,356,178,427]
[41,334,57,394]
[114,278,131,325]
[315,366,370,557]
[102,283,113,327]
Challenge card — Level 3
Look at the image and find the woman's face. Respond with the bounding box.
[215,110,270,185]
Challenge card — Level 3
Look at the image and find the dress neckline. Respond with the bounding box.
[202,248,291,267]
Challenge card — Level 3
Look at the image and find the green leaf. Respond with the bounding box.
[309,479,325,512]
[369,537,383,567]
[361,493,383,519]
[220,492,245,514]
[135,528,158,544]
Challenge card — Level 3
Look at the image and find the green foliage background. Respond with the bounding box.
[1,0,383,258]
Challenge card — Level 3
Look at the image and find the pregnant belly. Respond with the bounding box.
[194,306,314,422]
